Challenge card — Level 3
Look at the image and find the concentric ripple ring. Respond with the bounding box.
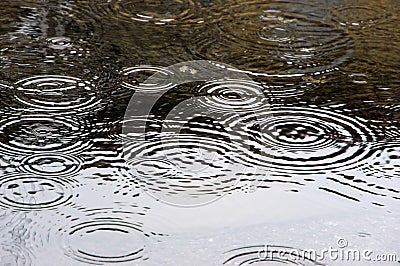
[14,75,102,114]
[0,174,74,210]
[242,106,378,173]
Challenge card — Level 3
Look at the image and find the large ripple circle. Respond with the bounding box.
[14,75,103,114]
[61,205,165,264]
[0,113,91,156]
[17,153,83,177]
[244,107,377,173]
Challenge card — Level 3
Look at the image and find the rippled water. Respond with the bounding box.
[0,0,399,265]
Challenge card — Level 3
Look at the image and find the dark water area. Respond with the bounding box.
[0,0,399,265]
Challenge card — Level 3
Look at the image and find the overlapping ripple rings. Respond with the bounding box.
[0,0,399,264]
[123,61,274,206]
[191,0,353,75]
[0,113,91,156]
[13,75,103,114]
[223,245,321,265]
[126,133,271,205]
[0,1,101,78]
[244,106,378,173]
[61,205,164,265]
[0,173,75,210]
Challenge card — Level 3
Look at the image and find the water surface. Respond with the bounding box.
[0,0,399,265]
